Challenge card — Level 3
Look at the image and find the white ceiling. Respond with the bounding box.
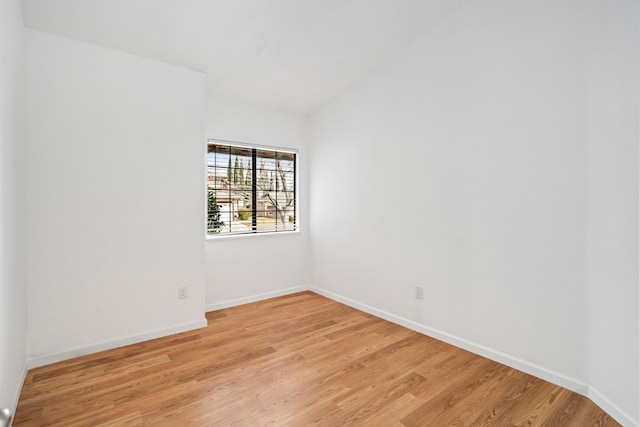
[21,0,465,114]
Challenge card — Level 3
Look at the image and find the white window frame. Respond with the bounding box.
[206,138,299,239]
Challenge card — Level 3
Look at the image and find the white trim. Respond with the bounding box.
[588,386,638,427]
[26,319,207,369]
[309,286,588,394]
[8,362,27,427]
[205,286,308,312]
[205,138,301,239]
[17,287,636,427]
[206,229,301,241]
[207,138,299,155]
[310,285,639,426]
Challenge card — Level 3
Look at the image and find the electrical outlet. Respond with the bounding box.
[415,286,424,300]
[178,286,188,300]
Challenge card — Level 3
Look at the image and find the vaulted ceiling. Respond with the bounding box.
[22,0,466,113]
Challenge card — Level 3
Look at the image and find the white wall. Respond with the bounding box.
[309,0,637,425]
[585,0,639,422]
[24,30,207,363]
[9,2,637,424]
[0,0,27,416]
[204,95,310,310]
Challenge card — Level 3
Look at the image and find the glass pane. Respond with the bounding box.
[279,171,294,192]
[277,151,295,162]
[277,158,294,172]
[256,150,277,172]
[207,190,226,234]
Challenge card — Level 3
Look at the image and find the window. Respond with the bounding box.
[207,140,297,236]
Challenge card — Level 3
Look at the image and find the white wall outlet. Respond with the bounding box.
[178,286,188,300]
[415,285,424,300]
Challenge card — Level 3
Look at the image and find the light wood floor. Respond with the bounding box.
[14,291,619,426]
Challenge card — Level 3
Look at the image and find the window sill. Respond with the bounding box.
[205,229,301,241]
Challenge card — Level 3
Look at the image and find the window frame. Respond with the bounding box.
[205,138,299,239]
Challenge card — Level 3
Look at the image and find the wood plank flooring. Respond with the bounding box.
[14,291,619,426]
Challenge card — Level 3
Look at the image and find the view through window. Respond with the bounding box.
[207,140,297,236]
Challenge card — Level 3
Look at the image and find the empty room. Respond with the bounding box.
[1,0,638,425]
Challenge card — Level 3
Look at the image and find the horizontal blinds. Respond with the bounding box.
[207,142,297,236]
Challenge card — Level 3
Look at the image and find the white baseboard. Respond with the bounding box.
[8,362,27,427]
[588,386,638,427]
[26,318,207,370]
[17,286,637,427]
[310,287,587,387]
[310,285,638,427]
[205,286,308,312]
[26,284,309,370]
